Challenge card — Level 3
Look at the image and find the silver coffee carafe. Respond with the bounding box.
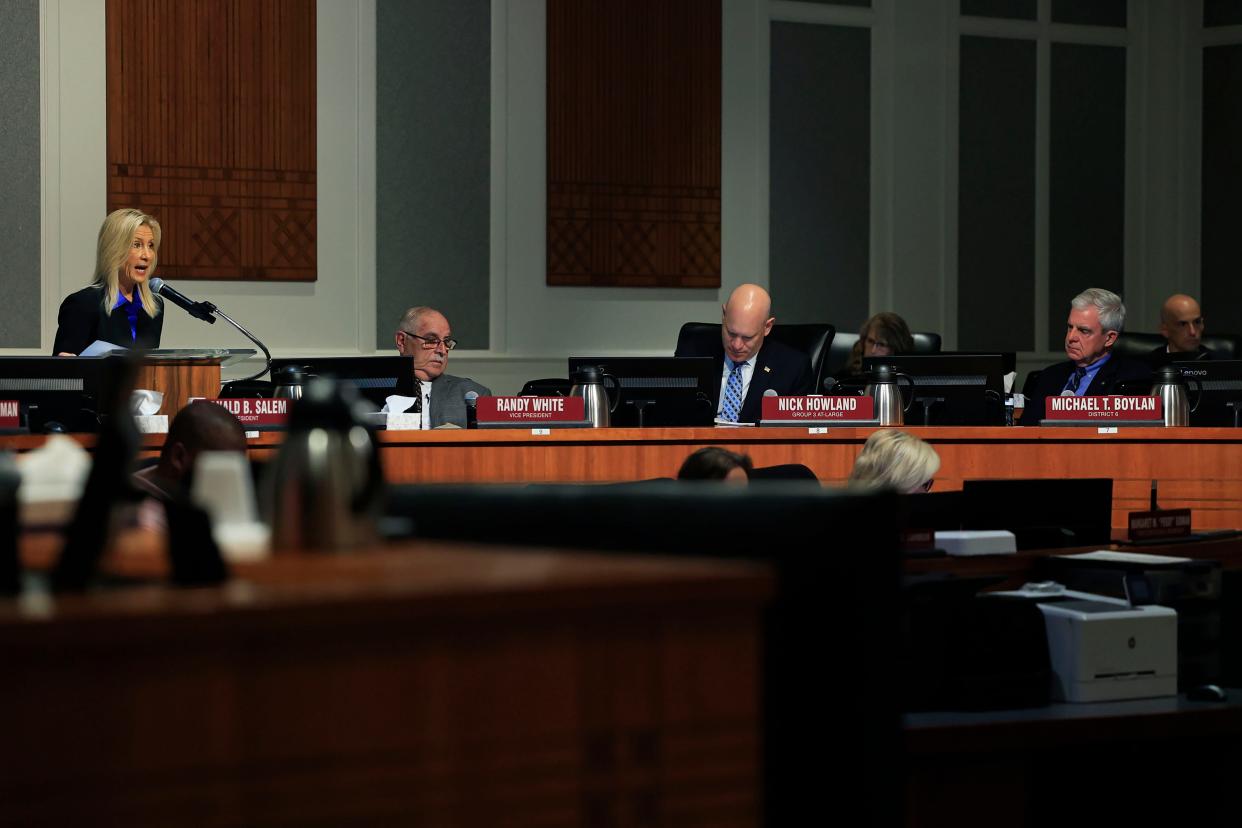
[568,365,620,428]
[263,378,385,551]
[865,363,915,426]
[272,364,307,402]
[1150,364,1200,427]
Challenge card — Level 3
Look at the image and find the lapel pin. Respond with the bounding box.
[763,366,771,373]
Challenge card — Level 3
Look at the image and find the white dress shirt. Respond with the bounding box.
[419,379,432,429]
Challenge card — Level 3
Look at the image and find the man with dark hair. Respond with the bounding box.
[1149,293,1215,365]
[677,447,752,483]
[132,401,248,502]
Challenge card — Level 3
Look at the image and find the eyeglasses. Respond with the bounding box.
[401,331,458,351]
[919,479,935,493]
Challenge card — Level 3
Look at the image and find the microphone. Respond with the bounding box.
[149,278,216,323]
[149,277,274,384]
[822,376,839,393]
[763,389,778,397]
[464,390,479,429]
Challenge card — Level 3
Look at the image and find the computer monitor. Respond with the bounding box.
[1175,360,1242,427]
[897,490,964,533]
[267,356,416,409]
[0,356,122,432]
[566,356,718,427]
[860,353,1007,426]
[961,477,1113,550]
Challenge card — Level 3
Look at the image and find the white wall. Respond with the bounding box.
[463,0,761,394]
[34,0,378,376]
[22,0,1210,396]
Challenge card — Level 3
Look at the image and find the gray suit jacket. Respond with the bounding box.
[429,373,492,428]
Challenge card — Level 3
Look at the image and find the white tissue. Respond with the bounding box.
[16,435,92,526]
[190,451,270,562]
[129,389,165,416]
[382,394,420,414]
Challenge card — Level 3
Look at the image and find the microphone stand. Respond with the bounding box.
[197,300,273,383]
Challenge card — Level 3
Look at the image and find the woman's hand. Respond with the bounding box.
[57,352,76,357]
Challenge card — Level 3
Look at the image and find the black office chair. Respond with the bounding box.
[1116,330,1240,360]
[219,379,275,398]
[1113,332,1165,359]
[674,322,835,394]
[749,463,819,482]
[1207,334,1240,359]
[1021,369,1043,400]
[519,378,572,396]
[912,332,942,354]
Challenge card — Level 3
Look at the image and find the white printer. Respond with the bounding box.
[989,582,1178,703]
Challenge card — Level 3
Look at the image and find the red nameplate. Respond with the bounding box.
[476,396,586,423]
[205,397,289,427]
[0,400,18,429]
[1128,508,1192,541]
[1044,395,1162,421]
[761,395,875,421]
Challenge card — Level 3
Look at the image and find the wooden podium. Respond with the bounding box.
[134,349,256,415]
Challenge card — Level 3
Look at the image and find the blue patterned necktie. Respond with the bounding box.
[1065,367,1087,395]
[720,360,746,422]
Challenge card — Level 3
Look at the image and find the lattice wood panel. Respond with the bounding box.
[547,0,721,288]
[106,0,316,281]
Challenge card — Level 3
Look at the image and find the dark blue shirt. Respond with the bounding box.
[1063,352,1111,396]
[112,291,143,341]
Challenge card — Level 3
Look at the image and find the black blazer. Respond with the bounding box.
[1019,354,1152,426]
[675,335,813,424]
[52,285,164,355]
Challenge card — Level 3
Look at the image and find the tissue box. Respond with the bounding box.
[133,415,169,433]
[934,530,1017,557]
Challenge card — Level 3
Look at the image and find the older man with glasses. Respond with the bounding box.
[394,306,492,428]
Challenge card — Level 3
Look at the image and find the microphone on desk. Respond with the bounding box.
[149,278,216,323]
[464,390,479,430]
[822,376,840,393]
[764,388,778,397]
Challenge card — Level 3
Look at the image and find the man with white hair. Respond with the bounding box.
[1019,288,1151,425]
[394,306,491,428]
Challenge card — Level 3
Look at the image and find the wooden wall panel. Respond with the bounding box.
[547,0,721,288]
[106,0,316,282]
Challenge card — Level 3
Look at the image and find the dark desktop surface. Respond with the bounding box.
[906,688,1242,730]
[905,691,1242,826]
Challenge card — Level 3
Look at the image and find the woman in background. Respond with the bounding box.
[845,311,914,375]
[847,429,939,494]
[53,208,164,355]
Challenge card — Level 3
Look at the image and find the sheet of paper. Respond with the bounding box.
[79,340,127,357]
[1059,550,1193,565]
